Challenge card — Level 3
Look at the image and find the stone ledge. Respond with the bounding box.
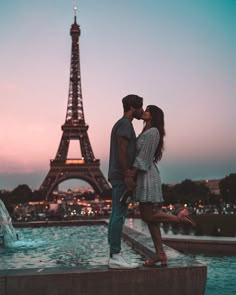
[162,237,236,255]
[13,220,106,228]
[122,225,204,268]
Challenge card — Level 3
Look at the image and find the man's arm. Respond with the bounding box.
[117,136,136,191]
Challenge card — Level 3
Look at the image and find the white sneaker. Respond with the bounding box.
[108,253,139,269]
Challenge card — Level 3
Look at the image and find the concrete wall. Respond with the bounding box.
[0,264,206,295]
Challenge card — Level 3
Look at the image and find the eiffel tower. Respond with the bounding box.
[40,8,110,199]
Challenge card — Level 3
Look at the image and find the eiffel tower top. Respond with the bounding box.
[70,6,80,36]
[74,6,77,20]
[64,6,84,125]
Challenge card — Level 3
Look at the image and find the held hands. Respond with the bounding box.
[124,176,136,191]
[124,168,137,191]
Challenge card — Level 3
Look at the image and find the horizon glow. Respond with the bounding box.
[0,0,235,190]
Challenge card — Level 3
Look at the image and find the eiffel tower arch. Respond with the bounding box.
[39,9,110,199]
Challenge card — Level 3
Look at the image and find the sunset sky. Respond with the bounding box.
[0,0,235,191]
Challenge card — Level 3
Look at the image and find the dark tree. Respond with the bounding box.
[219,174,236,203]
[162,179,210,205]
[162,184,179,204]
[9,184,33,204]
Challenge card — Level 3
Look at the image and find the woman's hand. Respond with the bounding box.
[124,175,136,191]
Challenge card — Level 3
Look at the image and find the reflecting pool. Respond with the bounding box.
[192,254,236,295]
[1,219,235,295]
[126,218,236,295]
[0,225,142,269]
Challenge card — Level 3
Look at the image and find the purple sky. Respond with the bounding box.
[0,0,235,190]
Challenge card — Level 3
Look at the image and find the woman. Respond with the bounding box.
[132,105,196,266]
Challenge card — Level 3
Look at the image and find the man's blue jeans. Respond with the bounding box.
[108,180,128,255]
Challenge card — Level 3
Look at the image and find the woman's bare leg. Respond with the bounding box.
[148,223,163,253]
[140,202,167,265]
[140,202,180,224]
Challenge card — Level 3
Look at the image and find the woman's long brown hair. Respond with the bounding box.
[147,105,166,162]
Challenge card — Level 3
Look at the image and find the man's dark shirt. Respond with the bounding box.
[108,117,136,181]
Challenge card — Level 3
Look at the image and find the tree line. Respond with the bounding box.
[1,174,235,209]
[163,174,236,205]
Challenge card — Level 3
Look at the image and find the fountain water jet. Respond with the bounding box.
[0,199,18,246]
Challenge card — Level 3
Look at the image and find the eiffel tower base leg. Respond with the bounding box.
[40,160,110,200]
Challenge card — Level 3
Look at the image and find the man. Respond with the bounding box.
[108,94,143,269]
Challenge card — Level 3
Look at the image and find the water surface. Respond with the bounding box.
[0,225,142,269]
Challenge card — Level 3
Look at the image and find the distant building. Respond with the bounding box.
[196,179,221,195]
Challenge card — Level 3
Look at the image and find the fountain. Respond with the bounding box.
[0,212,207,295]
[0,199,18,246]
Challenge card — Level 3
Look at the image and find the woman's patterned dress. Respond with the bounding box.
[133,127,164,203]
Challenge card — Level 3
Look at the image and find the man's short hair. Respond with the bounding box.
[122,94,143,112]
